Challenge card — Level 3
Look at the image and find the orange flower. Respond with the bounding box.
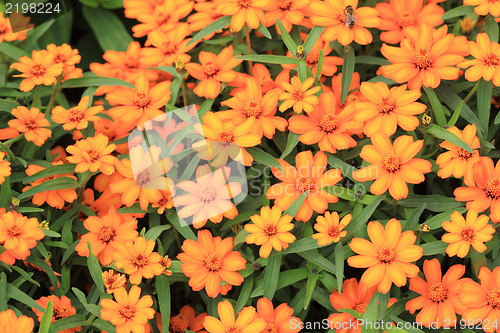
[460,33,500,86]
[23,162,78,209]
[177,230,246,298]
[66,133,117,175]
[10,50,64,92]
[46,43,83,81]
[203,300,266,333]
[375,0,444,44]
[102,270,127,294]
[143,25,195,66]
[354,82,426,137]
[173,164,242,229]
[441,210,495,258]
[151,190,175,214]
[8,106,52,146]
[185,46,242,99]
[160,255,172,276]
[106,76,171,126]
[244,205,296,258]
[0,309,34,333]
[464,0,500,17]
[454,157,500,223]
[279,76,321,114]
[347,219,423,294]
[0,13,33,43]
[0,211,44,262]
[266,150,343,222]
[219,77,287,139]
[217,0,267,32]
[255,297,301,333]
[157,305,207,333]
[233,63,289,97]
[436,124,481,186]
[0,151,11,185]
[309,0,381,46]
[75,205,139,266]
[33,295,79,333]
[460,267,500,333]
[52,96,103,131]
[379,24,466,89]
[263,0,310,33]
[100,286,155,333]
[406,259,467,328]
[114,236,164,285]
[188,2,226,40]
[288,90,358,153]
[352,134,432,200]
[312,211,351,246]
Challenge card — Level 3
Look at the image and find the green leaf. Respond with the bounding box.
[87,242,104,292]
[61,74,135,89]
[297,60,307,81]
[335,241,344,293]
[257,22,272,39]
[39,300,53,333]
[277,19,298,55]
[17,20,54,50]
[470,248,487,276]
[341,45,355,104]
[485,14,499,42]
[402,204,426,232]
[423,87,447,127]
[188,16,231,46]
[11,265,40,287]
[52,315,88,331]
[426,124,473,153]
[424,207,466,229]
[280,133,300,159]
[421,241,447,255]
[82,5,133,52]
[354,56,390,66]
[165,210,197,240]
[18,177,78,200]
[316,49,324,78]
[251,268,308,297]
[303,26,325,56]
[345,195,385,235]
[23,164,76,184]
[477,79,492,137]
[235,55,297,65]
[304,273,319,310]
[338,308,363,320]
[263,253,281,299]
[155,66,178,77]
[0,43,29,60]
[144,225,171,241]
[298,250,336,274]
[156,275,171,333]
[284,191,308,218]
[246,147,281,168]
[235,275,253,312]
[398,194,464,212]
[441,6,474,20]
[448,99,464,127]
[0,273,6,311]
[197,99,215,118]
[0,176,11,209]
[280,237,320,254]
[0,99,19,112]
[363,292,380,333]
[6,283,44,311]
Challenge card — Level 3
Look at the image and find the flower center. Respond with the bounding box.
[328,225,340,238]
[125,58,139,69]
[204,253,222,272]
[218,131,234,143]
[237,0,252,8]
[170,315,189,333]
[379,97,396,114]
[204,62,219,78]
[162,42,177,55]
[25,119,38,130]
[53,306,72,320]
[296,176,315,193]
[132,254,148,268]
[377,247,395,263]
[484,178,500,199]
[242,101,262,118]
[200,185,216,202]
[306,52,319,66]
[119,304,136,320]
[261,79,277,95]
[8,226,21,237]
[484,52,499,66]
[353,301,367,314]
[292,90,304,101]
[135,169,151,187]
[457,148,473,159]
[412,48,432,70]
[54,54,66,64]
[277,0,293,11]
[265,224,277,236]
[487,289,500,309]
[383,155,401,173]
[87,149,100,163]
[460,227,474,242]
[134,93,151,108]
[428,282,448,303]
[318,114,338,133]
[398,12,417,28]
[31,64,46,77]
[68,108,84,122]
[262,323,279,333]
[98,226,116,243]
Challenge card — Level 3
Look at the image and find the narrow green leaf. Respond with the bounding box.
[251,268,308,297]
[485,14,499,42]
[52,315,89,331]
[280,237,320,254]
[17,20,54,50]
[339,308,363,320]
[0,273,6,311]
[448,100,464,127]
[345,195,385,235]
[341,45,355,104]
[284,191,309,218]
[144,225,171,241]
[424,207,466,229]
[303,273,319,310]
[61,74,135,89]
[263,253,281,299]
[6,283,44,311]
[0,99,19,112]
[11,265,40,287]
[398,194,464,212]
[18,177,78,200]
[354,56,390,66]
[188,16,231,46]
[363,292,379,333]
[155,66,178,77]
[441,6,474,20]
[165,210,197,240]
[0,176,11,208]
[39,300,53,333]
[156,275,171,333]
[257,22,272,39]
[426,124,473,153]
[319,272,337,292]
[402,204,426,232]
[470,248,487,276]
[277,19,298,55]
[297,60,307,81]
[335,241,344,293]
[246,147,281,168]
[280,133,300,159]
[303,26,325,56]
[0,43,29,60]
[316,49,324,78]
[477,79,492,137]
[197,99,215,118]
[424,87,447,127]
[23,164,76,184]
[298,250,336,274]
[421,241,447,255]
[235,275,253,312]
[87,242,104,292]
[235,55,297,65]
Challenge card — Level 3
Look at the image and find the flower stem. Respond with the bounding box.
[3,134,24,148]
[181,79,188,107]
[31,85,41,108]
[76,170,92,203]
[45,75,62,115]
[244,24,253,73]
[464,81,479,104]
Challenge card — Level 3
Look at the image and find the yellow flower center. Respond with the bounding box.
[162,42,177,55]
[204,254,222,272]
[398,11,417,28]
[457,148,472,159]
[53,305,72,320]
[353,301,367,314]
[131,254,149,268]
[292,90,304,101]
[296,176,315,193]
[428,282,448,303]
[379,97,396,114]
[134,92,151,108]
[237,0,252,8]
[484,52,499,66]
[264,224,277,236]
[460,227,474,242]
[318,114,338,133]
[200,185,216,202]
[69,108,84,122]
[484,178,500,199]
[377,247,395,263]
[242,101,262,118]
[412,48,432,70]
[262,323,279,333]
[277,0,293,11]
[204,62,219,78]
[8,225,21,237]
[487,289,500,309]
[383,155,401,173]
[218,131,234,143]
[54,54,66,64]
[328,225,340,238]
[135,169,151,187]
[31,64,46,77]
[98,226,116,243]
[169,315,189,333]
[25,119,38,131]
[87,149,100,163]
[119,304,136,320]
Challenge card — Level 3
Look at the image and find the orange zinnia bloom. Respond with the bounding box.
[354,82,426,137]
[406,259,467,328]
[347,219,423,294]
[436,124,481,186]
[157,305,207,333]
[33,295,79,333]
[75,205,139,266]
[244,205,296,258]
[160,255,173,276]
[266,150,343,222]
[178,230,246,298]
[379,24,465,89]
[375,0,444,44]
[188,1,226,40]
[203,300,266,333]
[219,77,287,139]
[0,13,33,43]
[309,0,381,46]
[460,33,500,86]
[8,106,52,146]
[52,96,103,131]
[185,46,242,99]
[263,0,310,33]
[464,0,500,17]
[442,210,495,258]
[0,309,34,333]
[232,63,289,97]
[454,157,500,223]
[312,211,351,246]
[0,211,44,262]
[255,297,301,333]
[46,43,83,81]
[352,134,432,200]
[102,270,127,294]
[114,236,164,285]
[0,151,11,185]
[143,25,195,66]
[151,189,175,214]
[279,76,321,114]
[460,267,500,333]
[66,133,117,175]
[217,0,267,32]
[288,90,358,153]
[100,286,155,333]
